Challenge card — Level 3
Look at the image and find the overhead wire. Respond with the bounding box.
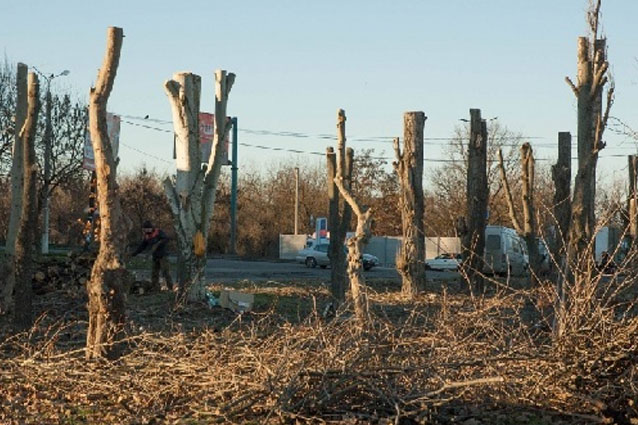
[117,114,638,165]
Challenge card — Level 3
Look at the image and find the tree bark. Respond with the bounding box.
[393,111,426,298]
[463,109,488,293]
[497,143,539,283]
[12,72,40,330]
[0,63,27,315]
[7,63,27,256]
[86,27,128,360]
[551,132,572,273]
[335,170,371,325]
[163,72,203,299]
[327,109,352,305]
[558,0,613,339]
[164,70,235,302]
[566,30,613,270]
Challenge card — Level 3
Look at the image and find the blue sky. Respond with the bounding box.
[2,0,637,184]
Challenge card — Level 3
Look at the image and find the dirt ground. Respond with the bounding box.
[1,273,637,424]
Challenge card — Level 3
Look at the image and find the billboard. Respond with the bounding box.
[83,113,121,171]
[199,112,230,165]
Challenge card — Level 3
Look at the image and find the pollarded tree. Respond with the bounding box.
[564,0,614,265]
[426,120,522,237]
[163,70,235,301]
[460,109,488,293]
[12,71,40,329]
[498,143,541,284]
[333,109,371,324]
[85,27,129,360]
[326,109,353,305]
[393,111,426,297]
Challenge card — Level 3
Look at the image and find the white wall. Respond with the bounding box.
[279,234,308,260]
[279,234,462,266]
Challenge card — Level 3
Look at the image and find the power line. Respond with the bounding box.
[118,115,638,165]
[119,141,173,164]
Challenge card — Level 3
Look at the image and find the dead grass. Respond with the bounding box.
[1,273,637,424]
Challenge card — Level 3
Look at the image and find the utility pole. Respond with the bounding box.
[230,117,238,254]
[33,67,69,254]
[294,167,299,235]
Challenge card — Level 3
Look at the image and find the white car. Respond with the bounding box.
[296,242,330,268]
[295,240,380,271]
[425,253,462,271]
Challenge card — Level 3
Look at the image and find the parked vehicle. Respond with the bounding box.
[425,253,461,271]
[295,239,379,270]
[483,226,528,276]
[296,240,330,268]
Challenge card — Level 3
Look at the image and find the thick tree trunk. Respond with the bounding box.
[463,109,488,293]
[568,38,596,264]
[12,72,40,330]
[327,110,352,305]
[558,1,613,340]
[86,27,128,360]
[394,111,426,297]
[0,63,27,315]
[164,70,235,302]
[163,72,203,299]
[551,132,572,275]
[566,33,612,269]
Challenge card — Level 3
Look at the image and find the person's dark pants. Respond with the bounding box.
[152,256,173,290]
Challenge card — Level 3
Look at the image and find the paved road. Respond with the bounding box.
[202,258,457,283]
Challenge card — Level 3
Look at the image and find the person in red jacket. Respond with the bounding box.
[132,221,173,291]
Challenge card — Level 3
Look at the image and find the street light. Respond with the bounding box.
[33,67,70,254]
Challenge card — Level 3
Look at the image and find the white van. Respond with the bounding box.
[483,226,528,276]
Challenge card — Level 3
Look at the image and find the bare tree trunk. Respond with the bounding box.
[463,109,488,293]
[86,27,129,360]
[327,147,346,303]
[163,72,202,299]
[551,132,572,276]
[565,26,613,269]
[7,63,27,256]
[163,70,235,302]
[0,63,27,315]
[498,143,539,284]
[12,72,40,330]
[327,110,352,305]
[627,155,637,245]
[393,111,426,297]
[557,0,613,340]
[334,170,371,323]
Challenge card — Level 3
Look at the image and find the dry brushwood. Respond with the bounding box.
[3,270,638,424]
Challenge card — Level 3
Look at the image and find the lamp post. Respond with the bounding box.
[33,67,69,254]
